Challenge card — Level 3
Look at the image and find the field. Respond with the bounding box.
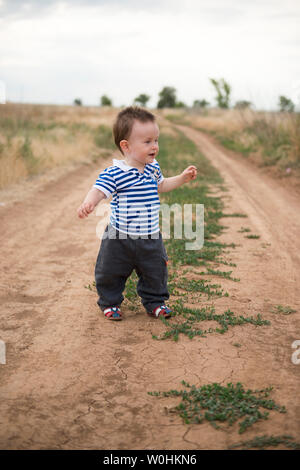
[0,104,299,450]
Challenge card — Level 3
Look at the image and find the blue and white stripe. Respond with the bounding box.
[94,158,164,236]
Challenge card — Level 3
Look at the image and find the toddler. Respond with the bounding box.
[77,106,197,320]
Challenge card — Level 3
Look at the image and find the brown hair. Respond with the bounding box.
[113,106,156,154]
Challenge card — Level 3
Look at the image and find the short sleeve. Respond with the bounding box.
[153,160,164,185]
[93,168,116,198]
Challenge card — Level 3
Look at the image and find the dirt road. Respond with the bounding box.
[0,126,299,449]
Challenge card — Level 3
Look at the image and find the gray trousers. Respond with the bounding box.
[95,223,169,312]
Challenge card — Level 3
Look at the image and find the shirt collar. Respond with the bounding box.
[112,159,135,172]
[113,158,157,172]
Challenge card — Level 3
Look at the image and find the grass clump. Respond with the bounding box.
[164,113,190,125]
[216,135,255,156]
[124,271,138,301]
[148,381,286,434]
[171,276,227,299]
[228,434,300,450]
[152,299,270,341]
[94,124,115,150]
[271,305,296,315]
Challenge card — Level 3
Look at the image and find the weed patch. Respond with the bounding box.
[271,305,296,315]
[148,381,286,433]
[228,434,300,450]
[152,299,270,341]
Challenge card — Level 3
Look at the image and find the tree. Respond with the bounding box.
[193,99,210,108]
[157,86,177,108]
[100,95,112,106]
[74,98,82,106]
[234,100,252,110]
[278,95,294,112]
[134,94,150,107]
[210,78,231,108]
[175,101,187,108]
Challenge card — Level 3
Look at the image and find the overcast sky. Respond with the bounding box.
[0,0,300,110]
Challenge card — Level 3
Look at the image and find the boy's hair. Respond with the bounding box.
[113,106,156,154]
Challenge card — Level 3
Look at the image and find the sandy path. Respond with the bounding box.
[0,127,299,450]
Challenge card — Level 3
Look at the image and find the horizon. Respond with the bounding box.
[2,99,298,113]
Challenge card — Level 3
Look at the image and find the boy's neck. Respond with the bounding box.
[123,156,145,172]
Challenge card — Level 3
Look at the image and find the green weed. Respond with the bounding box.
[271,305,296,315]
[152,299,270,341]
[228,434,300,450]
[148,381,286,433]
[19,136,39,172]
[216,135,255,156]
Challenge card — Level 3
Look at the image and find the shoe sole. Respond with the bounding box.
[146,312,172,319]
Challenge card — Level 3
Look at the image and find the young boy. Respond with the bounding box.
[77,106,197,321]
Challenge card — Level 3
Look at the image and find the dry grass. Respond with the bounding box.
[0,103,121,189]
[162,107,300,173]
[0,102,119,127]
[1,103,299,191]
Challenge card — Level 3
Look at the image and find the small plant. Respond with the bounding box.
[124,272,138,301]
[205,268,240,282]
[245,234,260,239]
[221,212,248,218]
[152,301,270,341]
[238,227,251,233]
[172,276,227,298]
[84,281,96,291]
[19,135,39,172]
[271,305,296,315]
[148,381,286,434]
[229,434,300,450]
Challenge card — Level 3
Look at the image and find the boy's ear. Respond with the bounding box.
[120,140,129,153]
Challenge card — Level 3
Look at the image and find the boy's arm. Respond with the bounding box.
[158,166,197,193]
[77,187,107,218]
[158,175,185,193]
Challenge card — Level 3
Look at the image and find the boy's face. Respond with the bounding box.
[121,119,159,165]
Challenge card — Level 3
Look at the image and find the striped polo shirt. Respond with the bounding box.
[93,158,164,236]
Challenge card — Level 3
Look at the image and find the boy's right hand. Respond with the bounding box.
[77,202,95,218]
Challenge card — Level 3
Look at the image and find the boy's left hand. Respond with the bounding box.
[181,165,197,183]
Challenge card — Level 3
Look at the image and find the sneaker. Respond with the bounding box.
[147,305,172,319]
[103,306,123,321]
